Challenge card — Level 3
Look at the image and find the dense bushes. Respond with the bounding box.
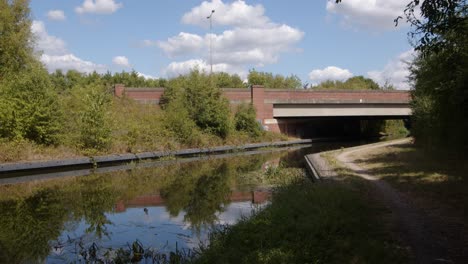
[234,103,262,137]
[247,69,302,89]
[0,65,61,145]
[405,0,468,153]
[161,70,233,139]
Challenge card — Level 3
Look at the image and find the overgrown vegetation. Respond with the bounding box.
[247,69,302,89]
[0,1,286,162]
[404,0,467,153]
[194,178,407,264]
[311,75,385,90]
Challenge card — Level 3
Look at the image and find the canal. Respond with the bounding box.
[0,141,371,263]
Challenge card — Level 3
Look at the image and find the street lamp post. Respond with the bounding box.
[206,9,215,74]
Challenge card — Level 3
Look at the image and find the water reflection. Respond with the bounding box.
[0,149,293,263]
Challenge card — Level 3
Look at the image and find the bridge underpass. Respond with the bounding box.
[268,116,411,138]
[266,102,411,138]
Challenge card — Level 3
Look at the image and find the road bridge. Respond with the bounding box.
[114,84,411,137]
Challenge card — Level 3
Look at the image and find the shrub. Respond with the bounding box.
[162,70,232,139]
[78,85,112,150]
[0,65,61,145]
[234,103,262,137]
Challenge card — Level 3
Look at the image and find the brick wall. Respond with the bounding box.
[114,84,410,132]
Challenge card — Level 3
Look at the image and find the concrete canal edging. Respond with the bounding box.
[0,139,314,176]
[304,153,337,181]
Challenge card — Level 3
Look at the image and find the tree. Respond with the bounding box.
[402,0,467,151]
[312,76,381,90]
[247,69,303,89]
[0,65,61,144]
[234,103,262,137]
[161,70,232,139]
[0,0,36,79]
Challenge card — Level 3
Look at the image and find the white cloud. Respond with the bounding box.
[75,0,122,15]
[140,40,158,47]
[31,21,67,56]
[163,59,246,78]
[137,72,158,80]
[326,0,408,30]
[181,0,271,28]
[47,10,66,21]
[32,20,106,73]
[157,33,204,57]
[112,56,130,67]
[367,50,416,90]
[41,54,106,73]
[158,0,304,78]
[308,66,353,84]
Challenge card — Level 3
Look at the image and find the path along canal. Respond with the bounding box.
[0,140,374,263]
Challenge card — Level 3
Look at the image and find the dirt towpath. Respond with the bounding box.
[334,139,461,264]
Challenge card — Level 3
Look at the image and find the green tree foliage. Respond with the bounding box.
[403,0,468,151]
[213,72,246,88]
[0,0,62,145]
[0,0,35,79]
[49,70,165,91]
[0,65,61,144]
[234,103,262,137]
[248,69,302,89]
[78,85,112,150]
[162,70,232,139]
[312,76,380,90]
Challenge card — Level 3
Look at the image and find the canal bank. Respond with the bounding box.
[304,138,468,263]
[0,139,322,178]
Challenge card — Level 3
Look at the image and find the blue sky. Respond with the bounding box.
[30,0,415,89]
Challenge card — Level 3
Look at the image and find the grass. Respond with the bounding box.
[0,97,287,164]
[193,175,407,264]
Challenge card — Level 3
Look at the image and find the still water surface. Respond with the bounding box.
[0,142,365,263]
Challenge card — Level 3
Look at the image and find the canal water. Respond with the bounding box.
[0,141,369,263]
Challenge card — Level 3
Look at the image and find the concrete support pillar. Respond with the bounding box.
[114,84,125,97]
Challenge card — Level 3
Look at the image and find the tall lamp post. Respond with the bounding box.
[206,9,215,74]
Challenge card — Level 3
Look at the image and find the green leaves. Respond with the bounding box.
[234,103,262,138]
[162,70,232,140]
[248,69,302,89]
[0,65,61,144]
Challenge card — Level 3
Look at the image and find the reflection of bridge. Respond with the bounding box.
[115,190,271,213]
[114,85,410,137]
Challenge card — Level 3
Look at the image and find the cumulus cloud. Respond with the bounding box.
[75,0,122,15]
[41,54,106,73]
[32,20,106,73]
[181,0,271,28]
[47,10,66,21]
[326,0,408,30]
[140,40,158,47]
[158,33,204,57]
[164,59,245,78]
[367,50,416,90]
[137,72,158,80]
[31,21,67,56]
[308,66,353,84]
[112,56,130,67]
[158,0,304,77]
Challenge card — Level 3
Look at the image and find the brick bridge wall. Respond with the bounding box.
[114,84,410,133]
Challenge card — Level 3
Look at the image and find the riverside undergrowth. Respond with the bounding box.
[193,176,407,264]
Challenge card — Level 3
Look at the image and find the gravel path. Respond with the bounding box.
[334,139,459,264]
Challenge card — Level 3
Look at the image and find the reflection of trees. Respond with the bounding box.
[74,177,117,239]
[161,162,231,230]
[183,164,231,229]
[0,148,289,262]
[0,189,68,263]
